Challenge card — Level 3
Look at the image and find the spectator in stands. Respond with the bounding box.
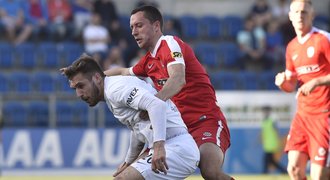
[249,0,272,28]
[93,0,118,32]
[260,106,286,174]
[135,0,159,8]
[271,0,295,45]
[71,0,93,41]
[164,17,181,37]
[103,46,125,70]
[23,0,50,42]
[237,15,273,71]
[82,12,110,66]
[265,19,285,71]
[0,0,33,45]
[47,0,73,41]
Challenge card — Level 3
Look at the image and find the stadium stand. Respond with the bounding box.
[28,101,49,127]
[16,43,38,69]
[179,15,200,40]
[199,15,223,40]
[0,42,14,68]
[3,101,29,127]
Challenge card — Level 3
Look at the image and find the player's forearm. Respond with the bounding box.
[314,74,330,86]
[104,67,130,76]
[156,75,185,101]
[278,81,296,92]
[125,132,145,164]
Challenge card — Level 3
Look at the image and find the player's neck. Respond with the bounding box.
[296,27,312,41]
[149,33,163,53]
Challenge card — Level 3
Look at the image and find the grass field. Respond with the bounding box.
[0,175,291,180]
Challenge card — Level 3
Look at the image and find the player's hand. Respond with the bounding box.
[139,110,149,120]
[297,79,317,97]
[152,141,168,175]
[275,72,286,87]
[113,162,129,177]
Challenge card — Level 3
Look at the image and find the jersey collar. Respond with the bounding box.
[151,35,165,58]
[297,27,316,44]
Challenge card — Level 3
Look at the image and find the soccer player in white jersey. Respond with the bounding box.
[61,54,200,180]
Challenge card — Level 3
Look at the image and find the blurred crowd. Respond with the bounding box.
[0,0,329,73]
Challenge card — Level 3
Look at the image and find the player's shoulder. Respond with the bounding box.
[312,27,330,42]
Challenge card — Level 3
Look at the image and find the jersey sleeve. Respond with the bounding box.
[285,43,296,79]
[322,32,330,63]
[131,57,148,77]
[105,79,150,110]
[164,36,185,67]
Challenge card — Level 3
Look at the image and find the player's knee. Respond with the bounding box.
[200,167,219,180]
[287,164,302,178]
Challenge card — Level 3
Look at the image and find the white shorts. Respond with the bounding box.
[131,133,200,180]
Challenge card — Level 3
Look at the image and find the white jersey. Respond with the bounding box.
[104,76,187,145]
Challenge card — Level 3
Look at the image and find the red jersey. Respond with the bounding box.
[130,35,226,128]
[285,27,330,115]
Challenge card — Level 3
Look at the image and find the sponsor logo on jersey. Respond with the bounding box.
[296,64,320,75]
[292,54,298,61]
[126,88,139,106]
[157,79,167,86]
[171,52,183,58]
[307,46,315,58]
[147,63,154,69]
[203,132,212,137]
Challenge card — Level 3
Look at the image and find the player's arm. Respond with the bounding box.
[113,132,145,177]
[297,74,330,96]
[103,67,131,76]
[156,63,186,101]
[138,93,169,174]
[275,71,297,93]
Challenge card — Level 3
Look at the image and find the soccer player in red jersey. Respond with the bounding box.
[104,5,232,180]
[275,0,330,179]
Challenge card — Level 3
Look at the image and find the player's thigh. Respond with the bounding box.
[310,163,330,180]
[114,166,144,180]
[287,150,309,170]
[199,142,224,169]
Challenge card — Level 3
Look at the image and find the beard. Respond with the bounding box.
[85,81,101,107]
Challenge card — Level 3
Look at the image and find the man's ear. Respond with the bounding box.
[93,73,103,84]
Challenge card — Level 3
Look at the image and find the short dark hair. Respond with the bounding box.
[131,5,163,32]
[291,0,312,5]
[62,54,105,80]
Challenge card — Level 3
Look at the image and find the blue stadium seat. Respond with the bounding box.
[15,43,37,68]
[3,101,29,126]
[32,72,55,93]
[237,71,259,90]
[55,74,73,93]
[209,71,239,90]
[194,42,219,68]
[218,42,240,69]
[119,14,131,32]
[259,71,278,90]
[0,73,9,93]
[59,42,84,65]
[222,15,243,40]
[314,14,329,30]
[56,101,74,126]
[72,101,89,127]
[38,42,60,68]
[104,106,122,127]
[10,72,32,93]
[0,43,14,68]
[179,15,199,40]
[199,15,223,39]
[28,101,49,127]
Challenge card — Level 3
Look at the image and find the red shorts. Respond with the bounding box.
[188,119,231,154]
[284,112,330,167]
